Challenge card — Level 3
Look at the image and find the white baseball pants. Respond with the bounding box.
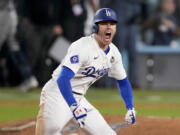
[35,79,116,135]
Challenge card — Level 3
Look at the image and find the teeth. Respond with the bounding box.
[106,32,111,36]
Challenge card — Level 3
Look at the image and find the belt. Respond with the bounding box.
[72,91,83,96]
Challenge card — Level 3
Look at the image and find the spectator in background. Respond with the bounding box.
[174,0,180,25]
[16,0,97,86]
[141,0,159,19]
[141,0,179,45]
[62,0,98,42]
[174,0,180,37]
[17,0,64,85]
[0,0,38,91]
[100,0,142,88]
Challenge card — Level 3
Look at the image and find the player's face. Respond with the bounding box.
[97,21,116,48]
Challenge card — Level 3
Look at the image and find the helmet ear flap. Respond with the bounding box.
[92,23,98,33]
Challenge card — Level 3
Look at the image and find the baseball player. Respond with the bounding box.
[35,8,136,135]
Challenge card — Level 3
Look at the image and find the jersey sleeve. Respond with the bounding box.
[108,48,127,80]
[62,41,88,74]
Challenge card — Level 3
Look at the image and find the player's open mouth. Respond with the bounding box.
[105,32,111,41]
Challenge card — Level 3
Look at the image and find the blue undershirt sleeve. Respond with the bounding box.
[56,66,77,107]
[116,78,134,110]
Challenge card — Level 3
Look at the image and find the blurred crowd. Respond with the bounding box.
[0,0,180,91]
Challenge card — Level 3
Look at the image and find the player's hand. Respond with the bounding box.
[125,108,136,124]
[70,103,87,128]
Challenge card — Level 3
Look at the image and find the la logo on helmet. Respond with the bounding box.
[105,9,111,16]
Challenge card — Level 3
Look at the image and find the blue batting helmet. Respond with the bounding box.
[92,8,118,33]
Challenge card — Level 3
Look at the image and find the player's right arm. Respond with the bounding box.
[56,66,87,128]
[56,39,89,127]
[57,66,76,106]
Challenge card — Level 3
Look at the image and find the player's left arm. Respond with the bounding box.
[108,45,136,124]
[116,78,136,124]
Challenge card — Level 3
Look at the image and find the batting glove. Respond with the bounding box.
[70,103,87,128]
[125,108,136,124]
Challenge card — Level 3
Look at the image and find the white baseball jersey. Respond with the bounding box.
[36,34,126,135]
[52,34,127,95]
